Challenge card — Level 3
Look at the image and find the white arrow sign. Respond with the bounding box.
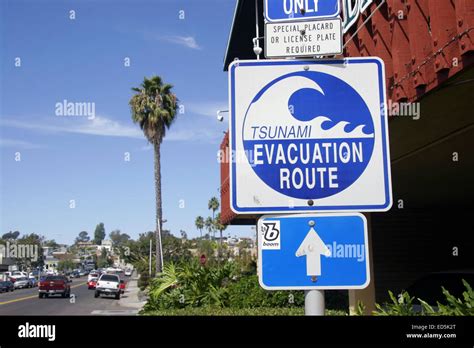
[295,227,331,277]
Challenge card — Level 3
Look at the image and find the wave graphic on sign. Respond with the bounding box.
[243,74,374,141]
[242,70,376,200]
[310,117,374,139]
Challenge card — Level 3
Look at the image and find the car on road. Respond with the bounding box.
[8,271,28,278]
[0,280,14,293]
[88,277,98,290]
[94,274,121,299]
[27,277,37,288]
[38,275,72,298]
[88,272,100,282]
[124,269,132,277]
[13,277,30,289]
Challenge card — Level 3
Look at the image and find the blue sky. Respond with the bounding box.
[0,0,253,244]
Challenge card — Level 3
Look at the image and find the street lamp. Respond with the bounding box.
[216,109,228,122]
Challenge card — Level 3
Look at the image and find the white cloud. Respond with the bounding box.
[143,31,202,50]
[163,35,201,50]
[2,115,226,144]
[0,138,44,149]
[185,101,229,118]
[1,116,143,139]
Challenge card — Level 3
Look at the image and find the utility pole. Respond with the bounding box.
[149,239,152,277]
[157,219,163,273]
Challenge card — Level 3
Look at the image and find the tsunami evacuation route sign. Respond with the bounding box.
[228,58,392,214]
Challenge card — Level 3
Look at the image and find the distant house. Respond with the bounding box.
[98,239,113,253]
[44,257,59,272]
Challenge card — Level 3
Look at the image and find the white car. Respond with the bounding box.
[13,277,30,289]
[94,274,121,299]
[7,271,28,278]
[88,272,100,282]
[124,269,132,277]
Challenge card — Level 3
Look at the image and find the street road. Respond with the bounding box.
[0,277,137,315]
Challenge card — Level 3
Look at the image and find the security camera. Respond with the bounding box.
[253,45,263,56]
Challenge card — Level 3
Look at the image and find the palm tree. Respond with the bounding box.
[129,76,178,275]
[214,213,227,262]
[205,217,214,240]
[208,197,220,220]
[195,216,204,239]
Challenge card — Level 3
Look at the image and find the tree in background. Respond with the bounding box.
[109,229,131,248]
[94,223,106,245]
[197,239,216,264]
[75,231,90,244]
[130,75,179,275]
[58,258,75,272]
[162,230,192,263]
[214,213,228,261]
[208,197,219,220]
[2,231,20,240]
[17,233,44,270]
[43,239,59,248]
[205,217,214,240]
[96,247,113,268]
[195,216,204,239]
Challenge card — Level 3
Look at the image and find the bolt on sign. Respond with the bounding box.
[228,58,392,214]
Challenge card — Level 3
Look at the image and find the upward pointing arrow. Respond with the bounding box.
[295,227,331,278]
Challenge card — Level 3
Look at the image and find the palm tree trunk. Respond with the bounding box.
[154,139,163,276]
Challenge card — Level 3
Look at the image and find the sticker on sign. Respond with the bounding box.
[265,18,342,58]
[228,58,392,214]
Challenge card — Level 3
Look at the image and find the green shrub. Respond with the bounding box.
[141,307,305,316]
[373,279,474,316]
[143,261,235,311]
[419,279,474,316]
[227,275,304,308]
[373,290,417,316]
[138,272,150,290]
[142,263,305,313]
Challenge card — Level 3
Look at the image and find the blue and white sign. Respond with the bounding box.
[264,0,340,23]
[258,213,370,290]
[228,58,392,214]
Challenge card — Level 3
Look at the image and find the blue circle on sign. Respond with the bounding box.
[242,71,375,200]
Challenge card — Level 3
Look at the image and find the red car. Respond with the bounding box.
[38,275,71,298]
[88,278,98,290]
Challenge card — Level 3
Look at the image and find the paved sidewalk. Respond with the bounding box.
[117,274,147,314]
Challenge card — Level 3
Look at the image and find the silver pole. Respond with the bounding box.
[157,218,164,273]
[255,0,260,60]
[149,239,152,276]
[305,290,325,315]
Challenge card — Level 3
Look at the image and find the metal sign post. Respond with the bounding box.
[305,289,325,315]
